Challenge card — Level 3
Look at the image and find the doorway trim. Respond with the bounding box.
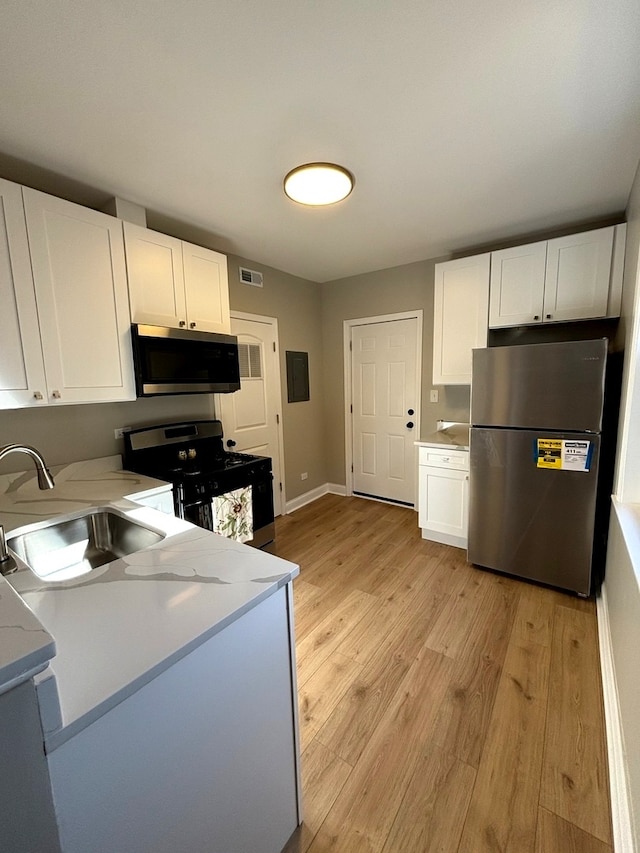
[225,310,287,514]
[343,309,423,505]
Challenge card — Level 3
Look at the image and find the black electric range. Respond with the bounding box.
[123,420,275,549]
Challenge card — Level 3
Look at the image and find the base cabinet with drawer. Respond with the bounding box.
[417,445,469,549]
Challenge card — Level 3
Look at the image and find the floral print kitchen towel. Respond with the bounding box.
[211,486,253,543]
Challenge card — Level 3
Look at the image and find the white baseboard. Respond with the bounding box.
[285,483,347,514]
[596,584,635,852]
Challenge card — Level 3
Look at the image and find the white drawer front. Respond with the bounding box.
[418,446,469,471]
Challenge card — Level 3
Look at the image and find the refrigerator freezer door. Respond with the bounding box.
[468,427,600,595]
[471,339,607,431]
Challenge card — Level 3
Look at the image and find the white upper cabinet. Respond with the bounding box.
[433,253,490,385]
[124,222,231,334]
[489,241,547,327]
[22,187,136,406]
[543,227,614,323]
[489,225,624,328]
[0,181,134,410]
[0,178,48,408]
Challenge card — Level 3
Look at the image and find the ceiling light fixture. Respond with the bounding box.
[283,162,354,206]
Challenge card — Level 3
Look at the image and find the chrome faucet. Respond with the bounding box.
[0,444,55,574]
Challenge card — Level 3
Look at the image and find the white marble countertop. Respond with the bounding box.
[416,422,470,450]
[0,458,298,751]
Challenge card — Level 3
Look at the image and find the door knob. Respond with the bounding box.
[406,421,414,429]
[227,439,237,448]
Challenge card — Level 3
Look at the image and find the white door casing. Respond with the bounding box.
[346,312,422,507]
[216,313,285,516]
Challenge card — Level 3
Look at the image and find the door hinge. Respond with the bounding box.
[351,464,354,473]
[350,340,352,351]
[279,482,283,492]
[273,341,276,352]
[350,404,353,414]
[276,413,280,424]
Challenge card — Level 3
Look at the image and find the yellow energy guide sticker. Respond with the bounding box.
[536,438,591,471]
[537,438,562,469]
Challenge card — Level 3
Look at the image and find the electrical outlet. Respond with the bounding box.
[429,389,439,403]
[301,472,308,481]
[114,427,130,440]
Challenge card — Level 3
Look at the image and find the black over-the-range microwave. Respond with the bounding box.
[131,324,241,397]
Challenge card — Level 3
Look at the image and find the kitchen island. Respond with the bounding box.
[0,458,301,853]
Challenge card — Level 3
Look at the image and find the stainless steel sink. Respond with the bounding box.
[7,507,165,582]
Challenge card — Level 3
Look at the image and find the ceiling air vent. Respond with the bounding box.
[239,267,264,287]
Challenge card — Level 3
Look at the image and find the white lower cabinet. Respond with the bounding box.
[418,446,469,549]
[46,586,300,853]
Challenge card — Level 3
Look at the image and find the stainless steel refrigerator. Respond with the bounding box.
[468,338,617,596]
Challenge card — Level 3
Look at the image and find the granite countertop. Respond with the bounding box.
[0,457,299,751]
[415,422,470,450]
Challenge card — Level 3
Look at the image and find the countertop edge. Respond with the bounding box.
[42,568,298,752]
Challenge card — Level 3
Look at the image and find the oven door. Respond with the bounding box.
[182,500,214,530]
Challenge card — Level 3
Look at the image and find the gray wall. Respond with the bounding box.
[321,259,471,486]
[226,254,326,500]
[604,156,640,846]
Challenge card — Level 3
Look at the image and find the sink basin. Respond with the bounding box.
[8,507,165,582]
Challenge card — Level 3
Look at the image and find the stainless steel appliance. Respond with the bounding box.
[131,324,241,397]
[123,420,275,549]
[468,339,619,596]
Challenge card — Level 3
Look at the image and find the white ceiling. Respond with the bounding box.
[1,1,639,282]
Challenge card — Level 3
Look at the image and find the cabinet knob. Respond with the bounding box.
[52,390,61,399]
[533,315,540,320]
[406,421,414,429]
[179,320,186,328]
[408,409,415,416]
[546,313,552,319]
[190,322,197,329]
[33,391,43,401]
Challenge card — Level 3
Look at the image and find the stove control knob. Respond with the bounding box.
[188,448,197,459]
[178,450,187,461]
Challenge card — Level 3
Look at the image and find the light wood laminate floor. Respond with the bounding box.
[275,495,612,853]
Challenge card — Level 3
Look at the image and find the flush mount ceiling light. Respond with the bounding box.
[283,162,354,206]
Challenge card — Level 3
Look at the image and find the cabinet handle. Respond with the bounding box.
[33,391,43,401]
[442,457,450,462]
[52,390,61,399]
[179,320,186,328]
[190,322,197,329]
[533,315,540,320]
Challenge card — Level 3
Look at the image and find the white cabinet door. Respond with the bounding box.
[433,253,490,385]
[182,242,230,334]
[0,178,48,408]
[418,465,469,547]
[123,222,187,329]
[23,188,135,405]
[124,225,231,335]
[543,226,614,323]
[489,241,547,328]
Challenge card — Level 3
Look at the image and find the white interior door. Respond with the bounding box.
[351,317,419,505]
[217,314,284,516]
